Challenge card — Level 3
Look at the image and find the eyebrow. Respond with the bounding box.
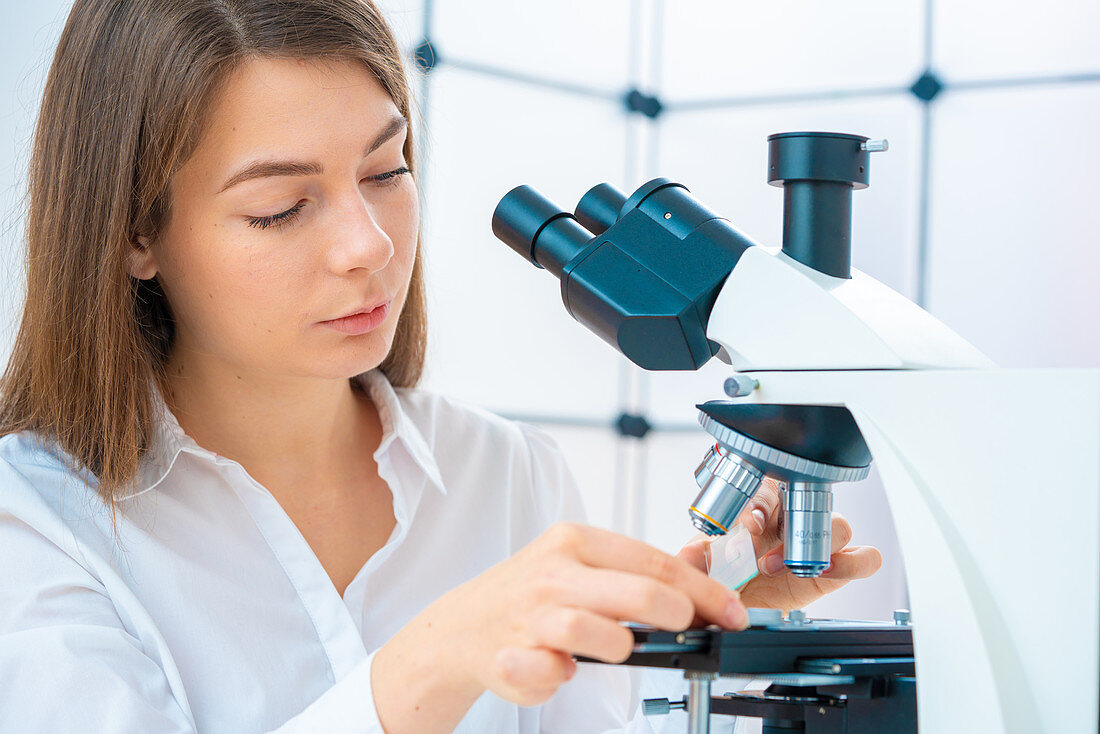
[217,114,408,194]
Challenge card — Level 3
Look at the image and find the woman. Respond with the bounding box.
[0,1,881,732]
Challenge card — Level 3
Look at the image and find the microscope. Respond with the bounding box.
[491,132,1100,734]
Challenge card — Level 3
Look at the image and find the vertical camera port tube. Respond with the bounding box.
[782,481,834,577]
[767,132,872,279]
[690,444,765,536]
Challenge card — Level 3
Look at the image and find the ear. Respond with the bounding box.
[126,235,159,280]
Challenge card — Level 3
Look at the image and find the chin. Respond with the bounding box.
[313,335,394,381]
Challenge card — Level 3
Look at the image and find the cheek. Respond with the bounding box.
[160,227,309,339]
[387,184,420,272]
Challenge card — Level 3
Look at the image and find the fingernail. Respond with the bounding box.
[761,553,786,576]
[750,509,766,533]
[724,596,748,629]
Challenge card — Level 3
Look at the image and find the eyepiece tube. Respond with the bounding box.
[574,183,627,235]
[782,481,833,577]
[689,444,765,536]
[491,185,595,278]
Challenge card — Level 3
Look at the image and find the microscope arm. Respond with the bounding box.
[704,245,995,372]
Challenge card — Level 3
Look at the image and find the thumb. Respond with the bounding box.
[738,477,784,554]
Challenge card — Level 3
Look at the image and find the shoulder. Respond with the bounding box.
[385,380,587,527]
[0,431,109,565]
[0,431,97,509]
[0,429,68,469]
[389,380,548,462]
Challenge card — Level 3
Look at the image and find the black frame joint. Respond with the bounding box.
[624,88,663,119]
[413,38,439,74]
[909,70,943,102]
[616,413,653,439]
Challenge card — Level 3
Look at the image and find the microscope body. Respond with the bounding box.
[706,250,1100,733]
[491,131,1100,732]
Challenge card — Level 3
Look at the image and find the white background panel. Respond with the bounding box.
[419,68,629,417]
[927,83,1100,367]
[375,0,424,54]
[645,95,924,423]
[658,0,924,101]
[534,423,621,533]
[934,0,1100,82]
[431,0,633,90]
[641,433,908,621]
[637,431,719,555]
[644,361,732,428]
[0,2,67,370]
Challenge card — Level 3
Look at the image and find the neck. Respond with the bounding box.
[162,351,381,493]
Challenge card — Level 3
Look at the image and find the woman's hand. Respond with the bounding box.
[373,523,749,733]
[677,479,883,613]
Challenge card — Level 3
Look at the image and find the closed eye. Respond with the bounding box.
[245,166,411,231]
[247,201,305,230]
[369,166,411,186]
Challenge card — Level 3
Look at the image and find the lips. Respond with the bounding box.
[324,298,389,323]
[316,299,389,336]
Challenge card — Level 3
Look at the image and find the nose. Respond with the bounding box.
[324,189,395,274]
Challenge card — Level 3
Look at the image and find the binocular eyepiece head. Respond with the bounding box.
[491,178,755,371]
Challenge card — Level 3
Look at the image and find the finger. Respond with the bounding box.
[675,534,712,574]
[532,606,635,664]
[828,513,854,556]
[738,477,782,538]
[553,565,706,631]
[490,646,576,707]
[548,524,748,630]
[758,547,787,577]
[821,545,882,581]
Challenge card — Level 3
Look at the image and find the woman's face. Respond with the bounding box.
[134,57,418,384]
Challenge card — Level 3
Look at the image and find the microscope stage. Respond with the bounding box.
[614,619,913,676]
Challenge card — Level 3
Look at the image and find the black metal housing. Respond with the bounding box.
[601,623,918,734]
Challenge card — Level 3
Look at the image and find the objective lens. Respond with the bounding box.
[689,444,764,536]
[782,481,833,577]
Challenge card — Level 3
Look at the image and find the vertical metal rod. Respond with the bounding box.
[915,102,933,308]
[922,0,934,68]
[413,0,435,211]
[915,0,935,308]
[615,0,644,539]
[685,672,714,734]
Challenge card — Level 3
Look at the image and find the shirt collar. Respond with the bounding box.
[125,368,447,500]
[356,369,447,497]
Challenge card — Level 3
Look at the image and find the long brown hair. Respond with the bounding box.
[0,0,427,508]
